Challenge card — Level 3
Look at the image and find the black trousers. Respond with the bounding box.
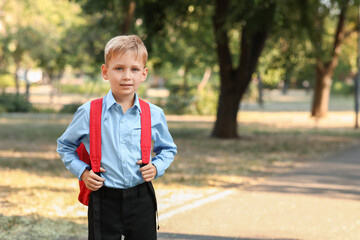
[88,183,157,240]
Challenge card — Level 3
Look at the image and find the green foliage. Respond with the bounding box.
[148,3,217,81]
[163,83,218,115]
[244,81,260,102]
[1,0,358,121]
[331,81,353,95]
[136,84,147,99]
[58,80,110,96]
[59,103,82,114]
[1,0,87,80]
[0,94,32,112]
[164,85,194,115]
[194,85,219,115]
[0,74,14,92]
[31,107,57,114]
[0,104,6,114]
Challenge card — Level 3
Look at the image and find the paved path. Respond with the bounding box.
[158,145,360,240]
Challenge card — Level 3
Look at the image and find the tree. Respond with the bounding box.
[72,0,139,75]
[258,1,311,93]
[211,0,277,138]
[142,2,217,87]
[0,0,86,94]
[301,0,354,118]
[73,0,279,138]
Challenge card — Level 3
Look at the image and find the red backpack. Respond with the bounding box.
[76,98,152,206]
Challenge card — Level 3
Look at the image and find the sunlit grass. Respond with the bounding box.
[0,112,359,239]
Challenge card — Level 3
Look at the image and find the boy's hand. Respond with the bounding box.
[81,167,106,191]
[137,160,157,182]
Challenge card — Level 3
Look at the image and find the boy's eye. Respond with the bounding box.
[132,68,140,72]
[115,67,123,71]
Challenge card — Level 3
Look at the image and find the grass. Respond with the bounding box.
[0,111,360,239]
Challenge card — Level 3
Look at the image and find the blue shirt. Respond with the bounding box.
[57,90,177,189]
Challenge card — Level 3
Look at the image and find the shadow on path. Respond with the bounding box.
[245,145,360,200]
[158,232,298,240]
[57,233,298,240]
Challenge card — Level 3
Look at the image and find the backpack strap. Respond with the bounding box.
[89,98,103,240]
[89,98,103,173]
[139,98,159,229]
[139,99,152,165]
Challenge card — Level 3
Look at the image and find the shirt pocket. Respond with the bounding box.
[131,125,142,160]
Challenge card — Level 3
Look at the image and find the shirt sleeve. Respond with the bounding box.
[57,103,91,180]
[150,108,177,178]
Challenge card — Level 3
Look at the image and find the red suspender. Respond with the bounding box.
[77,98,103,206]
[139,99,152,165]
[89,98,103,173]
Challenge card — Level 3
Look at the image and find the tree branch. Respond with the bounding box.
[328,2,348,72]
[236,2,276,92]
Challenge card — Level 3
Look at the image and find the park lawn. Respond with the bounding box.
[0,112,359,239]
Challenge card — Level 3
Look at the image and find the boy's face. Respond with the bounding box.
[101,52,148,102]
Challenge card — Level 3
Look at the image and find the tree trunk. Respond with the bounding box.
[310,2,347,118]
[197,67,211,92]
[14,63,20,95]
[211,0,237,138]
[121,0,136,34]
[257,72,264,106]
[311,63,333,118]
[211,0,276,138]
[183,64,189,92]
[212,29,267,138]
[25,69,30,101]
[213,85,242,138]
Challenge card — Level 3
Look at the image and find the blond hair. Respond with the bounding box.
[104,35,148,66]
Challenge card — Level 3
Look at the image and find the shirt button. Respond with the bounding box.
[121,120,124,124]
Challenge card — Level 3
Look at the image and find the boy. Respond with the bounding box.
[57,35,177,240]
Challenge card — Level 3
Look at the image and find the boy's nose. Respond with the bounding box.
[123,70,131,80]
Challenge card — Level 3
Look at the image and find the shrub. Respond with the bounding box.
[164,84,219,115]
[332,81,353,95]
[0,104,6,114]
[59,103,82,114]
[58,81,110,96]
[164,85,194,115]
[0,93,33,112]
[31,107,57,114]
[0,74,14,92]
[194,85,218,115]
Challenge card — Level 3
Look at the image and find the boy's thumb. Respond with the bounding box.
[100,167,106,172]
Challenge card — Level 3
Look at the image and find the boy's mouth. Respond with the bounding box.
[120,84,133,87]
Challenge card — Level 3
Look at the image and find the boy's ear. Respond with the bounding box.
[101,64,109,80]
[141,67,148,82]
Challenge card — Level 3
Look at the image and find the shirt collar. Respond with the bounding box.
[104,90,141,113]
[105,90,117,111]
[133,93,142,113]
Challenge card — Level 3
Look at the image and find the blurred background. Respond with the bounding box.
[1,0,360,239]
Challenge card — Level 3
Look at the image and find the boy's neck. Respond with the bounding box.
[113,93,135,114]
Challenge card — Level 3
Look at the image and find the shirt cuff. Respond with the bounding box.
[70,160,90,180]
[152,160,165,178]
